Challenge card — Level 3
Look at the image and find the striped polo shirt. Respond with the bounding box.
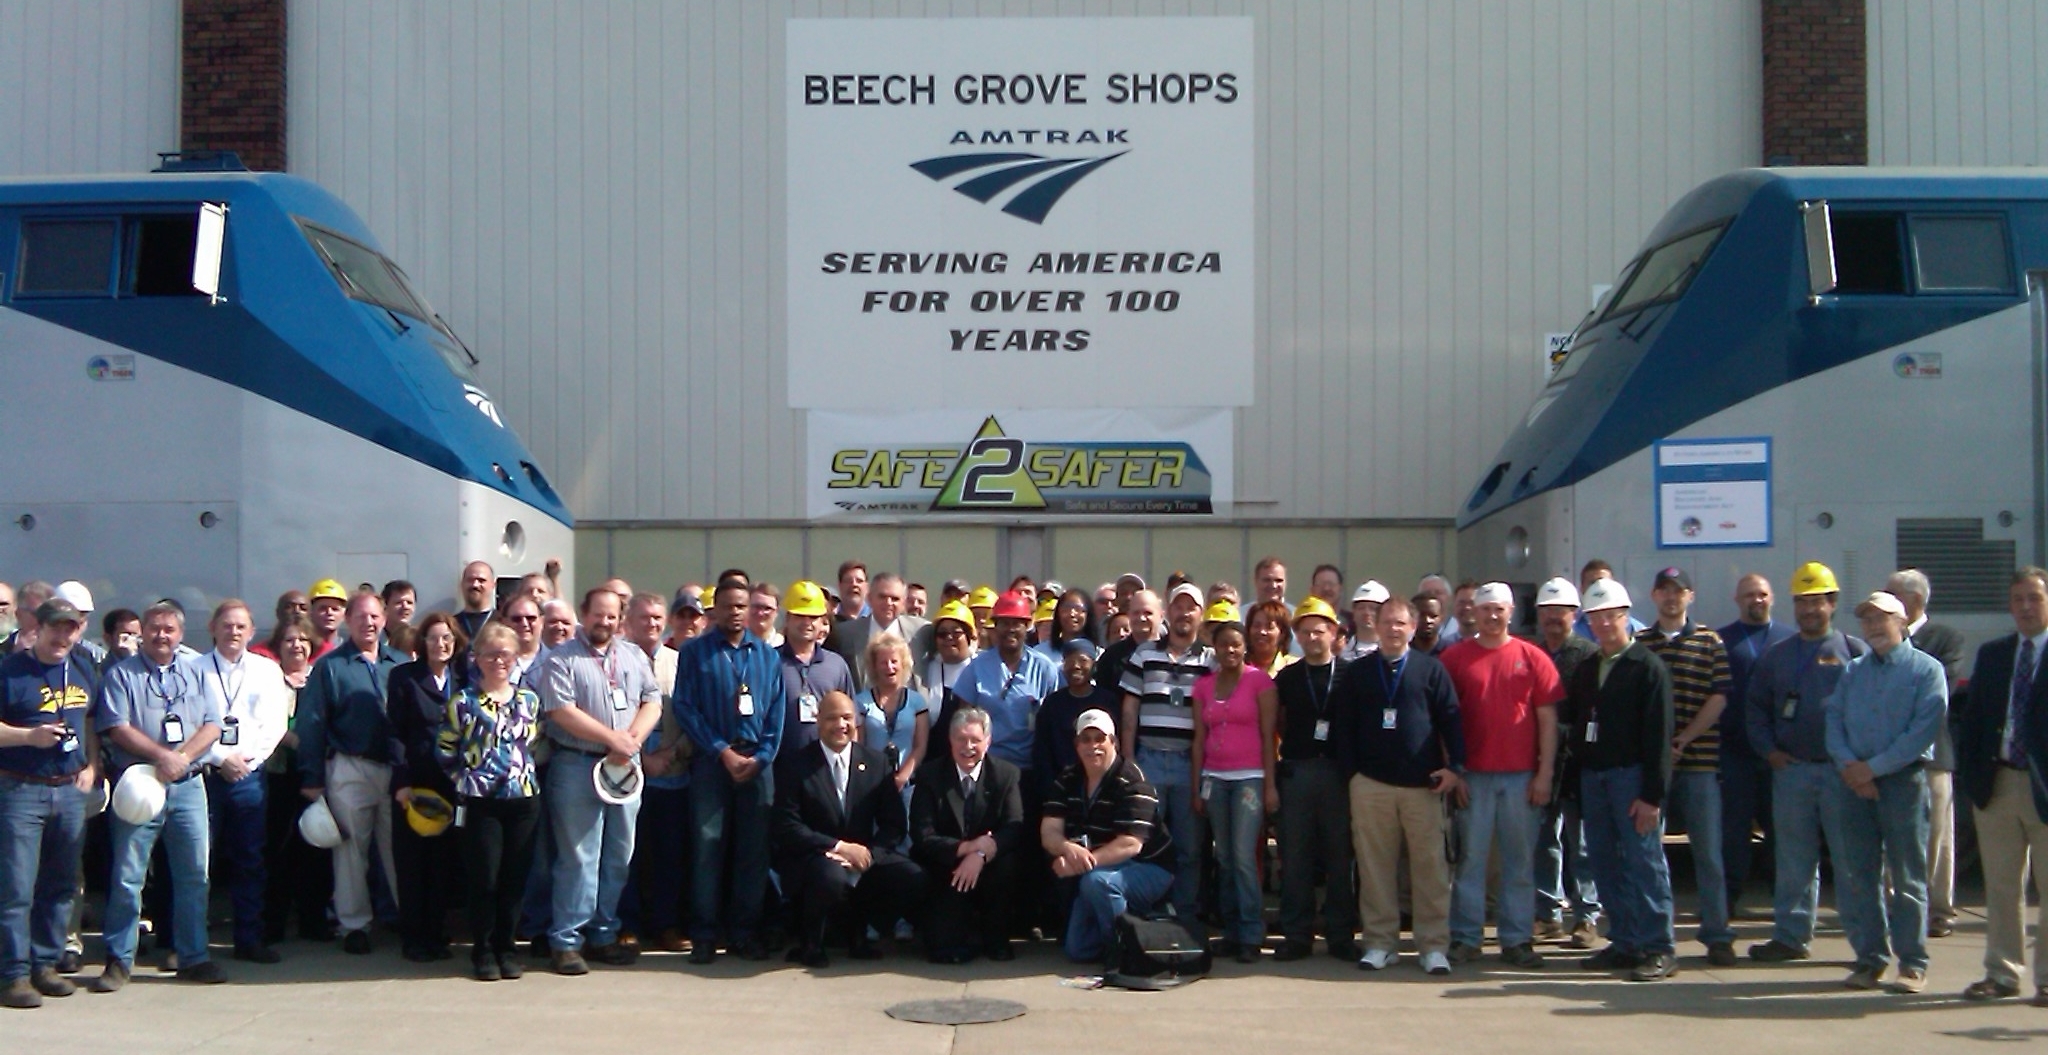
[1637,621,1732,772]
[1120,638,1215,752]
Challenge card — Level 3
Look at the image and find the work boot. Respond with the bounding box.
[29,967,75,998]
[88,961,130,994]
[1,977,41,1009]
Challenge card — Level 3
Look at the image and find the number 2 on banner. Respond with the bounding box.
[960,437,1025,502]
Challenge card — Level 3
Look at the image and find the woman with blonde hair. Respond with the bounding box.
[436,621,543,981]
[855,633,930,795]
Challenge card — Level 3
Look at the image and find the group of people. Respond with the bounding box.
[0,553,2045,1009]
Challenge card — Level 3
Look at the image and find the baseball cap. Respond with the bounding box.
[1351,580,1390,605]
[1074,709,1117,738]
[1856,591,1907,619]
[55,580,94,613]
[1115,572,1147,591]
[1166,583,1205,610]
[1060,637,1100,660]
[942,578,971,599]
[671,588,706,615]
[1534,577,1581,608]
[1582,579,1632,613]
[34,598,85,627]
[1652,567,1693,591]
[1472,582,1514,607]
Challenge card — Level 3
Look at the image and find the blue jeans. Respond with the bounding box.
[1536,797,1601,925]
[688,753,774,946]
[1579,766,1674,956]
[1135,746,1202,939]
[1202,775,1266,947]
[1664,769,1732,945]
[205,769,267,949]
[1065,859,1175,961]
[105,775,211,968]
[547,755,641,950]
[0,776,88,982]
[1823,765,1930,972]
[1452,770,1541,948]
[1768,761,1834,949]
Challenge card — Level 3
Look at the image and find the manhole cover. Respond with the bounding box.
[885,997,1028,1025]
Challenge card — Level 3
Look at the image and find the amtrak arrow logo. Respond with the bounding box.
[909,151,1127,224]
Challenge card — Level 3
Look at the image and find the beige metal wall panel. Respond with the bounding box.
[0,0,178,177]
[1869,0,2048,165]
[286,0,1759,523]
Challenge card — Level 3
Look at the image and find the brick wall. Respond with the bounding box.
[181,0,286,171]
[1761,0,1866,166]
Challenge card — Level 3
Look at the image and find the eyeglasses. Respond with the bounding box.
[936,627,967,640]
[476,650,516,664]
[505,614,539,624]
[749,604,778,614]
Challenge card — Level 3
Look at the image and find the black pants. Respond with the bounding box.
[263,769,333,940]
[783,852,926,952]
[914,848,1017,957]
[628,784,691,936]
[458,796,541,961]
[395,812,462,951]
[1278,758,1359,946]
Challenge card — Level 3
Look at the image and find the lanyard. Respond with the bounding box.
[212,655,243,712]
[1377,652,1407,704]
[146,660,182,704]
[595,642,620,690]
[1305,662,1334,718]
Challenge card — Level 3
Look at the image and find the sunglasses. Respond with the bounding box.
[506,614,540,624]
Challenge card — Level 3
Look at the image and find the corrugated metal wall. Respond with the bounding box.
[1869,0,2048,165]
[0,0,179,177]
[283,0,1763,524]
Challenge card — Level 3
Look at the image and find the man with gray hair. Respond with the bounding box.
[909,706,1026,963]
[92,602,225,990]
[833,572,928,693]
[3,582,54,656]
[1885,568,1965,939]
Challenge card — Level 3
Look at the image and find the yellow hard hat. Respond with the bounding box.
[1033,595,1058,622]
[1292,596,1339,626]
[404,789,455,838]
[967,586,998,610]
[934,600,975,630]
[1790,561,1840,597]
[309,578,348,603]
[785,580,830,618]
[699,585,717,610]
[1204,599,1242,624]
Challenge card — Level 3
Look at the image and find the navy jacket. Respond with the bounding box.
[1957,633,2048,820]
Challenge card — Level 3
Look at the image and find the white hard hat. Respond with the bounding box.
[593,758,644,806]
[54,580,95,613]
[1582,578,1632,613]
[1351,580,1390,605]
[112,766,166,825]
[298,797,344,849]
[1535,577,1581,608]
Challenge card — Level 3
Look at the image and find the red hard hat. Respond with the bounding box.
[991,590,1032,621]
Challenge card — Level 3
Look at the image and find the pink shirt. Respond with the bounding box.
[1194,666,1274,775]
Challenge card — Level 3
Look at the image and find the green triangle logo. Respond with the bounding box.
[933,417,1046,510]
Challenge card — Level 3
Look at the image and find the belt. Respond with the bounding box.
[554,745,607,760]
[1998,759,2030,771]
[0,768,83,787]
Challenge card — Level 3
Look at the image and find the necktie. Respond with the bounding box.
[832,752,848,809]
[2006,638,2035,763]
[961,773,978,825]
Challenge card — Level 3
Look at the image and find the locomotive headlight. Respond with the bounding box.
[500,520,527,562]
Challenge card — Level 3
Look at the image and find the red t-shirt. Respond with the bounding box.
[1441,636,1561,773]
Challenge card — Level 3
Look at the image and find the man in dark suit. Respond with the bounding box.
[770,691,925,968]
[1886,569,1966,938]
[1956,567,2048,1004]
[909,705,1027,964]
[828,573,930,693]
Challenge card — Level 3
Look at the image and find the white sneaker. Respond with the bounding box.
[1420,950,1452,976]
[1357,948,1398,971]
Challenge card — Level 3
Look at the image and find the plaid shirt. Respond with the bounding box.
[1637,621,1731,772]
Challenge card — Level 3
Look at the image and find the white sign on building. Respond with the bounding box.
[786,17,1254,409]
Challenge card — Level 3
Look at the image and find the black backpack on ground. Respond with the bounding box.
[1103,913,1210,990]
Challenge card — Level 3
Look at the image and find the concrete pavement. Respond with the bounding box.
[7,909,2047,1054]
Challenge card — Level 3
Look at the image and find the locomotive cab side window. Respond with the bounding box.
[1828,212,1907,294]
[16,219,118,296]
[1910,214,2013,293]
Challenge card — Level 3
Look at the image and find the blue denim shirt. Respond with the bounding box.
[951,647,1061,768]
[1744,631,1862,763]
[95,652,223,776]
[1824,637,1946,776]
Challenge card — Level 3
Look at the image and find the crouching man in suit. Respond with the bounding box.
[910,706,1026,964]
[771,691,925,968]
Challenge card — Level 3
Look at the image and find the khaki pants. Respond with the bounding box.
[1927,769,1955,923]
[1350,774,1451,955]
[327,754,398,934]
[1975,767,2048,989]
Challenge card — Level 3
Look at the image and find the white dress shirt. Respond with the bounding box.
[202,648,291,770]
